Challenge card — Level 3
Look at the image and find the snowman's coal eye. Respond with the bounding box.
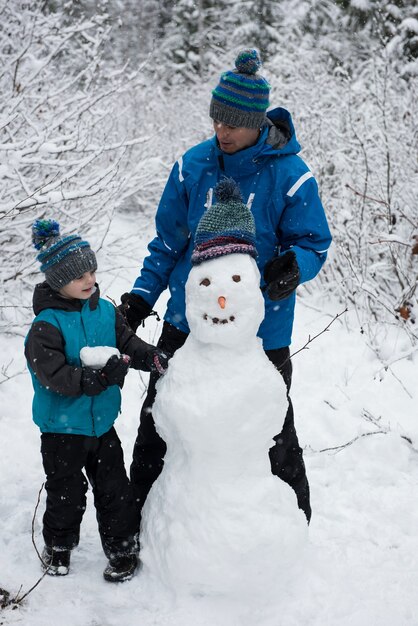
[200,278,211,286]
[232,275,241,283]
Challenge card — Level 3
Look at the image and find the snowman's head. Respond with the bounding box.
[185,253,264,346]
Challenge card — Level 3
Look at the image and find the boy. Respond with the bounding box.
[25,219,168,582]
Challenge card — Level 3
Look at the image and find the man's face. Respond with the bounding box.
[213,120,260,154]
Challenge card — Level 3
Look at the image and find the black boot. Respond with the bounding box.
[103,554,138,583]
[41,546,71,576]
[293,475,312,524]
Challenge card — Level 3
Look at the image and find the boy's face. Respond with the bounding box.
[59,271,96,300]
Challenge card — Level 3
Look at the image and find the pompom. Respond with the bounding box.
[234,49,262,75]
[32,219,60,250]
[214,178,243,203]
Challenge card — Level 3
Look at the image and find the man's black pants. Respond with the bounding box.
[41,427,138,558]
[130,322,311,523]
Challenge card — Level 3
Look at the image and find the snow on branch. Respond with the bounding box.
[0,4,167,334]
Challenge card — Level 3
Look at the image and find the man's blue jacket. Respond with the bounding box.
[132,107,332,349]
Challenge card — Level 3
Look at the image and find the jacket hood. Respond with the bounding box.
[266,107,301,155]
[32,281,100,316]
[211,107,301,177]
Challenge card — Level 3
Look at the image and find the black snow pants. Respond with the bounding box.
[41,427,138,558]
[130,321,311,523]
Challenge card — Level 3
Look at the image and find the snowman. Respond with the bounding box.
[140,179,307,599]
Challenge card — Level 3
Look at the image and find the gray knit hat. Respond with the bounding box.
[209,49,270,129]
[32,219,97,291]
[191,178,257,266]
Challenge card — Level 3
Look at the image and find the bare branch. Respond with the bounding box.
[316,430,388,454]
[0,484,49,609]
[344,183,389,207]
[0,360,26,385]
[31,483,45,564]
[290,308,348,360]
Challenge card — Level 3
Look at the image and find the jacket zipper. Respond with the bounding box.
[80,307,96,437]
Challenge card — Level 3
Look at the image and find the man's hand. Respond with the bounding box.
[263,250,300,301]
[118,292,153,332]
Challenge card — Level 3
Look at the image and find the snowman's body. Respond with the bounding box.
[140,254,307,597]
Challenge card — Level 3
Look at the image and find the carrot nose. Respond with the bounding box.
[218,296,226,309]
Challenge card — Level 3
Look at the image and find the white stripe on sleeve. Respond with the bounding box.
[246,193,255,210]
[177,156,184,182]
[132,287,151,294]
[286,171,313,198]
[205,187,213,209]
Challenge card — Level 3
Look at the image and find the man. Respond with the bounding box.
[120,49,332,523]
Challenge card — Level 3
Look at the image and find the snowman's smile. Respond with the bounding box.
[203,313,236,325]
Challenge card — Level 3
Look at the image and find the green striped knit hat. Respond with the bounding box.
[209,49,270,129]
[191,178,257,266]
[32,219,97,291]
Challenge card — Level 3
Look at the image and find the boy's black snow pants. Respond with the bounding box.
[130,322,311,524]
[40,427,138,558]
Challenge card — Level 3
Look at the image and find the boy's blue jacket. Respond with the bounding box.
[25,282,153,436]
[132,107,332,349]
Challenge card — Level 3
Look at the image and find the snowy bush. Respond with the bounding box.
[267,44,418,354]
[329,57,418,351]
[0,3,165,333]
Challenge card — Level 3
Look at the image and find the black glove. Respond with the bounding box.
[263,250,300,301]
[101,354,130,387]
[80,367,108,397]
[143,348,171,375]
[118,292,153,332]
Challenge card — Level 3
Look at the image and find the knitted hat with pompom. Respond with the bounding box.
[209,49,270,129]
[32,219,97,291]
[191,178,257,266]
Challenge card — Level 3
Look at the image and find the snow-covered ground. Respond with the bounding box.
[1,211,418,625]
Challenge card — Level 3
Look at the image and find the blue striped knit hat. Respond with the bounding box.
[32,219,97,291]
[209,49,270,129]
[191,178,257,266]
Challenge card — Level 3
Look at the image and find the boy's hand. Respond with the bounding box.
[101,354,130,387]
[80,355,130,396]
[81,367,108,396]
[144,348,170,375]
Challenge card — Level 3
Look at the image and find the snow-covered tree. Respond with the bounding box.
[336,0,418,65]
[267,40,418,353]
[154,0,230,84]
[329,56,418,349]
[291,0,418,75]
[0,3,163,333]
[229,0,282,61]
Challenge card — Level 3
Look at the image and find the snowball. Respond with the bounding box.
[80,346,120,369]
